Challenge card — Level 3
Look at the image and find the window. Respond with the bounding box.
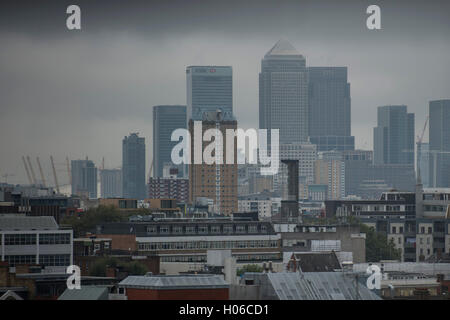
[211,225,221,234]
[399,227,404,234]
[236,225,246,233]
[146,226,157,234]
[428,227,432,234]
[248,225,258,233]
[223,225,233,234]
[104,242,110,249]
[5,255,36,266]
[198,226,208,234]
[39,254,70,267]
[392,227,397,234]
[173,226,183,234]
[39,233,70,245]
[186,226,196,234]
[5,234,36,245]
[160,226,170,234]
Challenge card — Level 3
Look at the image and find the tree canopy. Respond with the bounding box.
[61,205,129,237]
[360,224,402,262]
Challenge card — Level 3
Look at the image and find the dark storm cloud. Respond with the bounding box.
[0,0,449,185]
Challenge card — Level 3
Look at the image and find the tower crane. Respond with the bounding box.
[416,115,429,184]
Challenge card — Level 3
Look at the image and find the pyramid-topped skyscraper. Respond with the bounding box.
[264,39,305,59]
[259,39,309,144]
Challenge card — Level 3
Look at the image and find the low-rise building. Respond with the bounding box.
[0,215,73,271]
[94,219,282,266]
[119,274,229,300]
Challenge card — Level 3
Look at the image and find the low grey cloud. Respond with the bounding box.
[0,0,449,185]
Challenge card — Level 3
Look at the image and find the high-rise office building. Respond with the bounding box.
[153,105,187,178]
[373,105,415,165]
[71,159,98,199]
[122,133,146,200]
[188,111,238,215]
[417,142,430,187]
[308,67,354,151]
[100,169,122,198]
[429,99,450,187]
[186,66,233,120]
[259,39,309,144]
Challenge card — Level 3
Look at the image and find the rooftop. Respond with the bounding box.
[0,216,59,231]
[58,285,109,300]
[119,274,229,290]
[264,39,304,59]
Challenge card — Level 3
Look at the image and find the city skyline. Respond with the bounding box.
[1,0,450,185]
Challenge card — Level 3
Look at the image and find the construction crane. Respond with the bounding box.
[416,115,429,184]
[148,159,154,182]
[26,155,37,185]
[414,116,450,187]
[36,156,47,188]
[22,156,33,185]
[50,155,60,194]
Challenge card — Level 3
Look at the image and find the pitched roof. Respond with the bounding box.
[119,274,229,290]
[58,286,109,300]
[266,272,381,300]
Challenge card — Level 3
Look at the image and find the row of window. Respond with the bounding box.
[39,254,71,266]
[145,224,268,235]
[3,233,71,245]
[160,253,281,263]
[4,254,70,266]
[39,233,71,245]
[138,240,279,251]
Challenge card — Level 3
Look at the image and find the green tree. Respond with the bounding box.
[61,205,129,237]
[360,224,401,262]
[89,257,148,277]
[236,264,263,276]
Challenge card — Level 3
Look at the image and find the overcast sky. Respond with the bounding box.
[1,0,449,186]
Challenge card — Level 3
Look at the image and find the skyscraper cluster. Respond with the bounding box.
[72,39,450,207]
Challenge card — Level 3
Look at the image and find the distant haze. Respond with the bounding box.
[1,0,449,185]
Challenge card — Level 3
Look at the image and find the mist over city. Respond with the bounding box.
[1,0,450,306]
